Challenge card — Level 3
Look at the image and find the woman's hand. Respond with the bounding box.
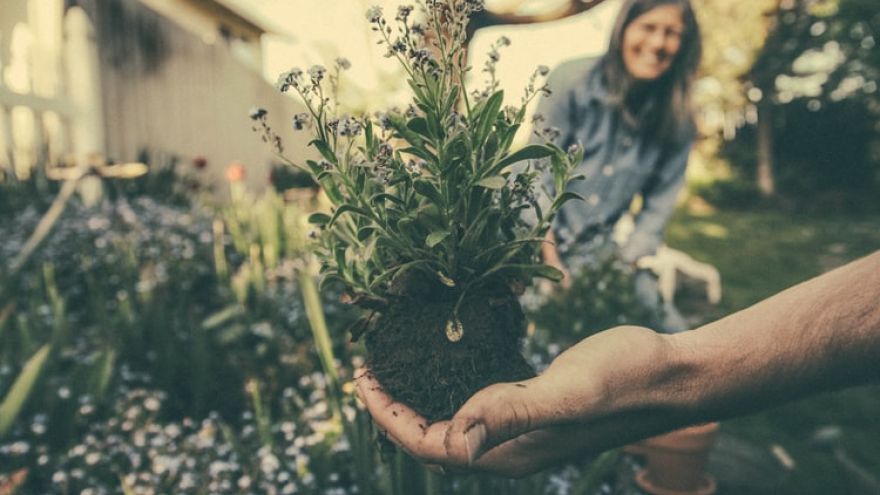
[356,325,678,477]
[541,230,572,290]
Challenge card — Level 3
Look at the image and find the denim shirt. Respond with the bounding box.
[533,56,694,265]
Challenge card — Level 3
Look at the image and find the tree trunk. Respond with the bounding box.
[756,103,776,197]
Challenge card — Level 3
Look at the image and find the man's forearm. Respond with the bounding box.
[368,252,880,475]
[662,251,880,423]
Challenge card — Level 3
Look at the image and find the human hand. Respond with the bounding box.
[355,368,591,477]
[357,325,677,477]
[541,231,571,291]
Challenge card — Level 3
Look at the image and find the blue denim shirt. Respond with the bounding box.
[532,56,694,265]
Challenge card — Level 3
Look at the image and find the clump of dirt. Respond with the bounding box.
[363,274,535,421]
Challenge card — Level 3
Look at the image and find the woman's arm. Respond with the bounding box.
[358,251,880,476]
[541,229,571,289]
[619,137,692,263]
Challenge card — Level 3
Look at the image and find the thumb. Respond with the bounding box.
[443,380,543,466]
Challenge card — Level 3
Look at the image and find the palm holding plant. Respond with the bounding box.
[252,0,585,420]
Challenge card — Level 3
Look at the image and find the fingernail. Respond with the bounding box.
[464,423,487,465]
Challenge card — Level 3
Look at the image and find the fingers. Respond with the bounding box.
[356,371,562,474]
[443,380,542,466]
[472,423,602,477]
[355,370,452,464]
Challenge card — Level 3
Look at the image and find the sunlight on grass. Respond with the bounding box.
[694,221,729,239]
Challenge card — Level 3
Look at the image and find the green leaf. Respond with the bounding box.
[317,271,342,292]
[369,259,433,290]
[528,265,565,281]
[407,79,428,103]
[355,169,366,194]
[443,86,460,115]
[0,344,51,439]
[426,230,451,248]
[484,133,500,163]
[357,226,375,242]
[552,191,585,210]
[318,179,343,204]
[334,245,347,277]
[308,212,332,225]
[388,114,425,147]
[413,180,444,206]
[473,237,546,263]
[362,236,378,262]
[498,123,521,153]
[0,303,13,341]
[407,117,432,140]
[476,90,504,144]
[436,271,456,287]
[91,348,116,400]
[306,160,323,175]
[396,217,419,240]
[309,139,338,164]
[202,304,245,330]
[400,146,437,163]
[493,144,554,173]
[488,263,564,281]
[346,316,375,343]
[328,204,372,227]
[370,193,405,206]
[475,176,507,189]
[550,151,568,194]
[364,119,374,153]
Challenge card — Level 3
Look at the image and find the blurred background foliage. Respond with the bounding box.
[693,0,879,207]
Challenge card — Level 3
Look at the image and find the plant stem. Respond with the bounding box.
[297,262,343,419]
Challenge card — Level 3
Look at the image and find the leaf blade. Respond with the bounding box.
[0,345,52,439]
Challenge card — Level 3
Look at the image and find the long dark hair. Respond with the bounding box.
[602,0,702,144]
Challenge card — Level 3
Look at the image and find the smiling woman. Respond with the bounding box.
[621,4,684,81]
[536,0,702,334]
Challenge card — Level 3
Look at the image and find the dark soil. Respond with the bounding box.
[363,275,535,421]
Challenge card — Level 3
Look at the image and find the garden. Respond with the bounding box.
[1,0,879,494]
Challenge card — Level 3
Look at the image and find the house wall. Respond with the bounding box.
[79,0,311,197]
[0,0,72,176]
[0,0,310,197]
[137,0,265,72]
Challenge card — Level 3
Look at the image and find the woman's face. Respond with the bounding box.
[622,4,685,81]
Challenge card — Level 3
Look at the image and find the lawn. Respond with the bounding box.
[666,201,880,494]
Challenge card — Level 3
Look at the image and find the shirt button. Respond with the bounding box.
[588,194,600,206]
[602,164,614,176]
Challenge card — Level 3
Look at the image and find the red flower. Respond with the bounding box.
[225,162,246,183]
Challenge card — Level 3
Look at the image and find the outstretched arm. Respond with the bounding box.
[358,251,880,476]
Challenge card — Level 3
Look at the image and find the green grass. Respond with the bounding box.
[666,203,880,494]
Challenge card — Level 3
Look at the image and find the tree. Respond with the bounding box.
[747,0,880,196]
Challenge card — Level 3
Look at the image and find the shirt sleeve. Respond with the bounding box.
[619,134,693,263]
